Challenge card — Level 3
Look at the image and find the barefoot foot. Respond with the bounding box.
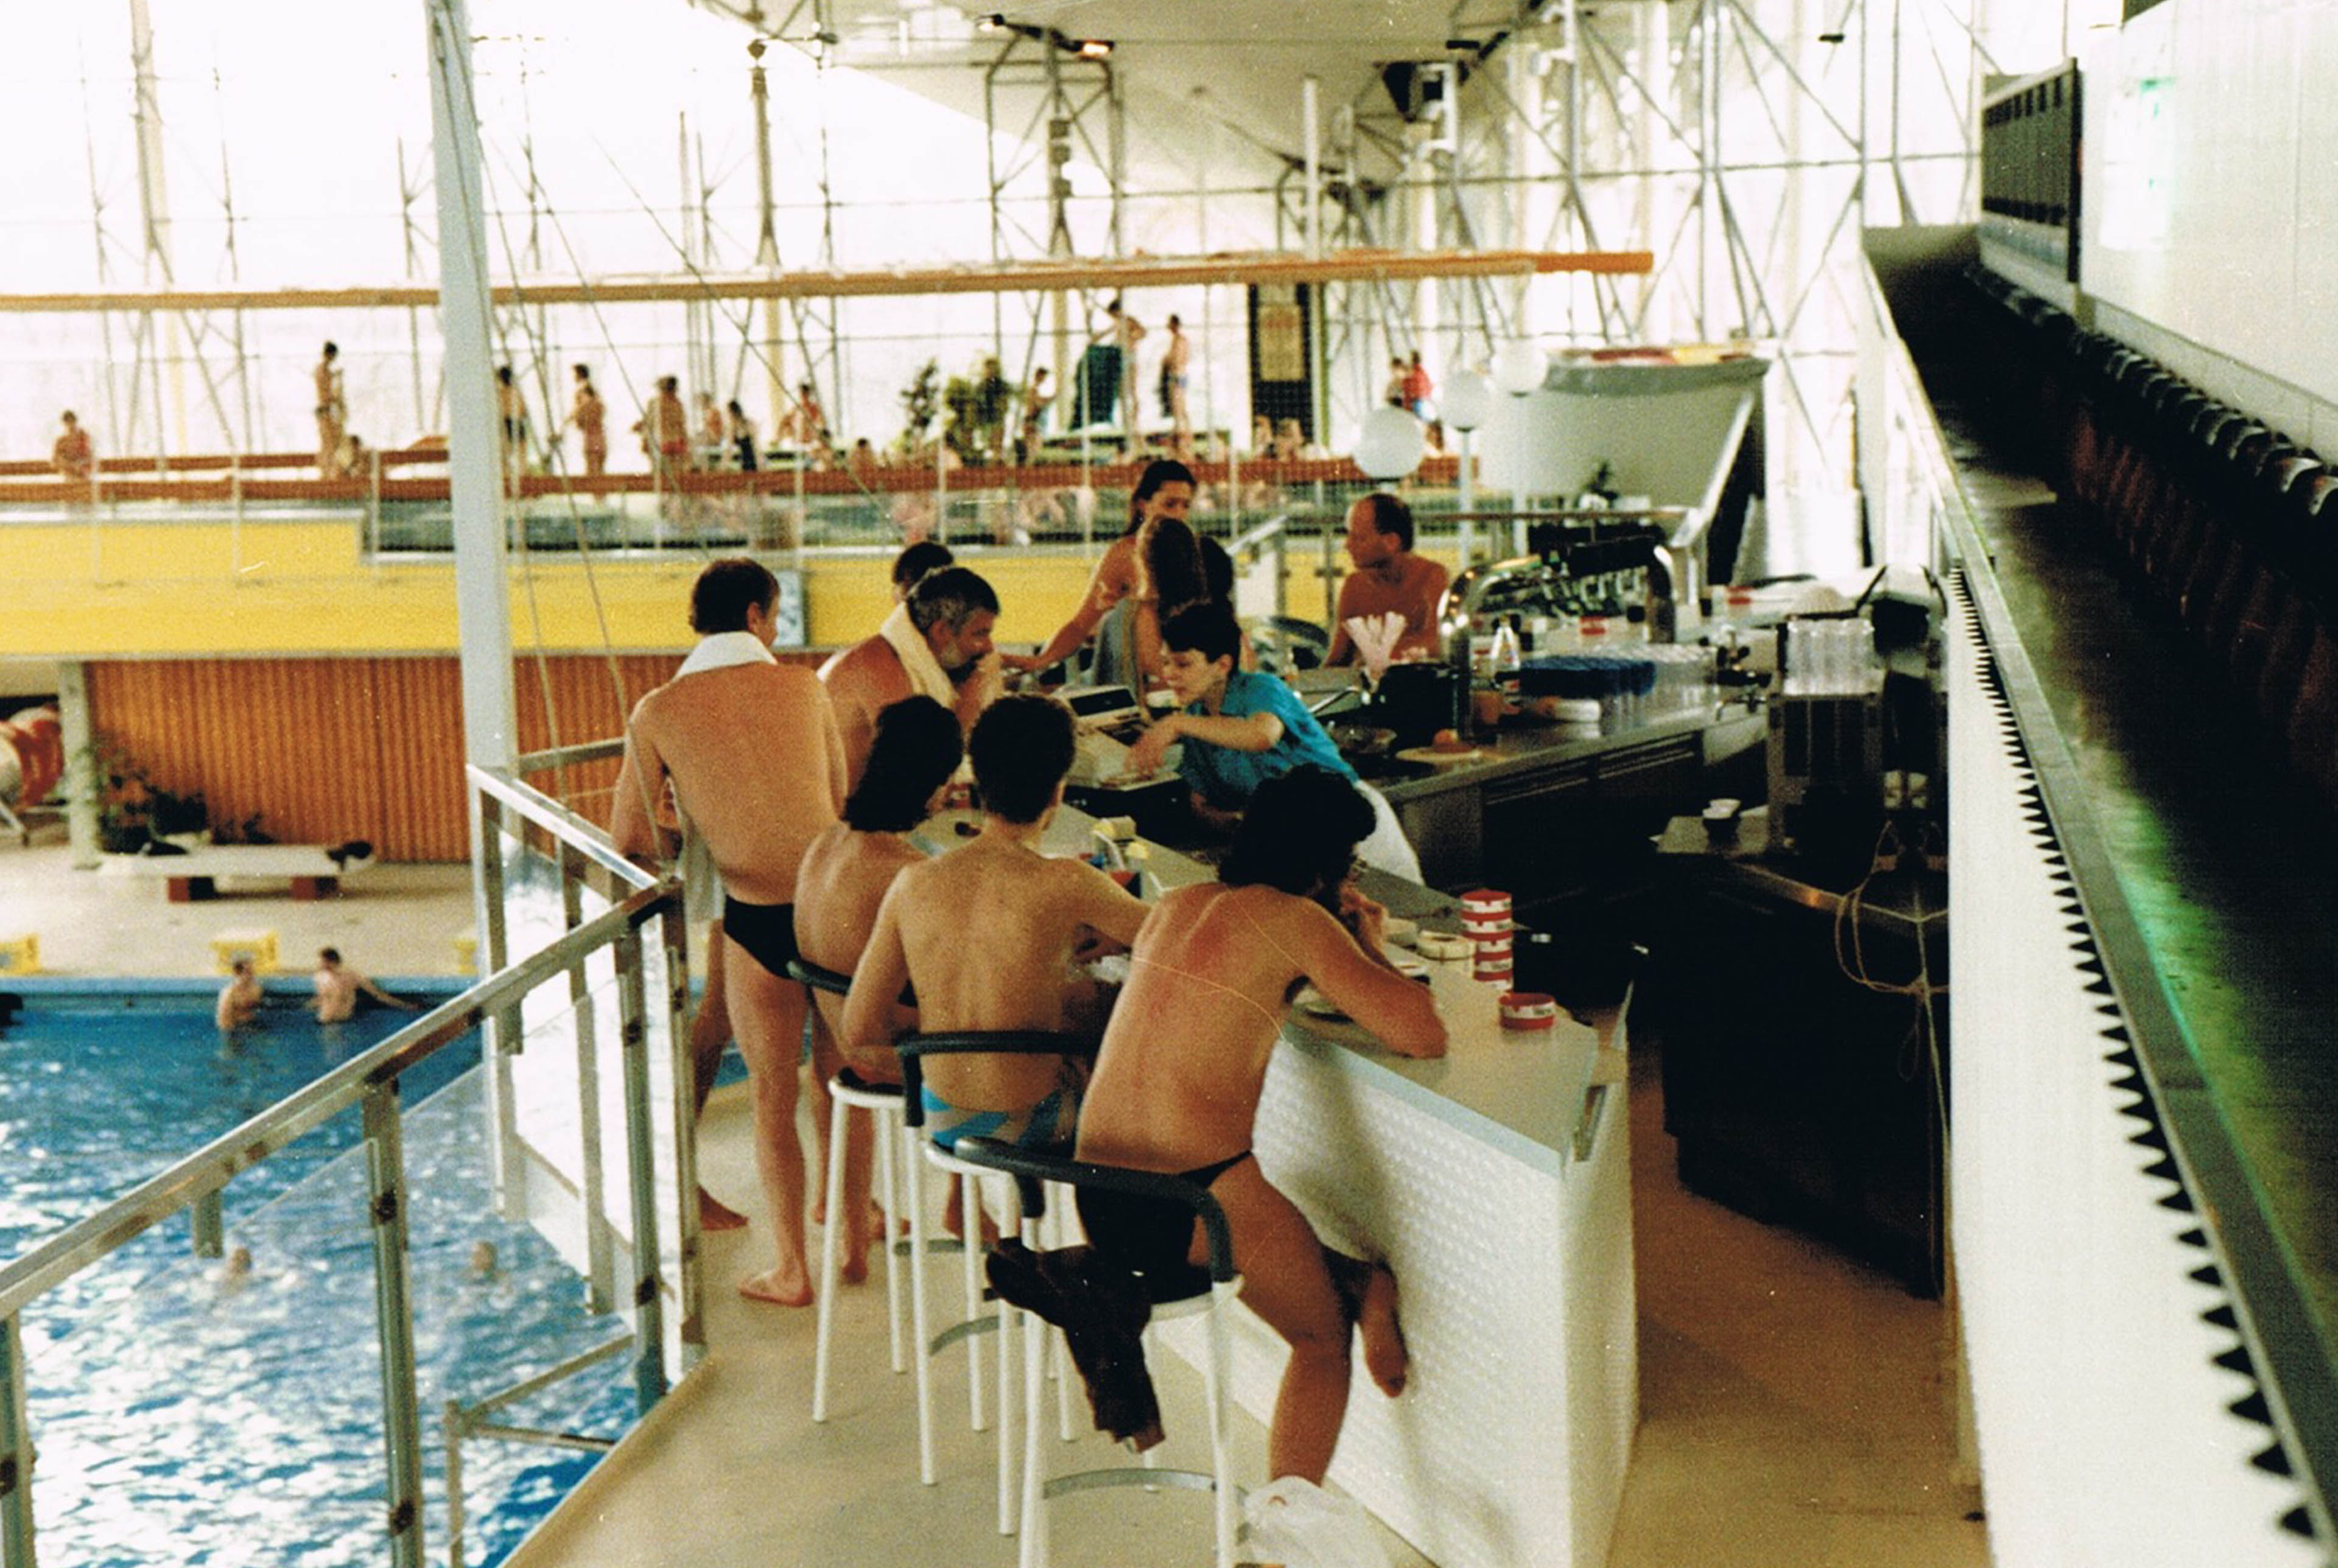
[699,1188,749,1231]
[840,1251,870,1287]
[737,1267,813,1307]
[1356,1264,1409,1397]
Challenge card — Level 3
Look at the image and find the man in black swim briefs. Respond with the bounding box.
[612,558,849,1308]
[1072,768,1445,1483]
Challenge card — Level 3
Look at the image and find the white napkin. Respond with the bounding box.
[1343,613,1406,682]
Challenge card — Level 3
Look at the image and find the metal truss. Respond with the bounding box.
[980,29,1126,421]
[1315,0,1989,509]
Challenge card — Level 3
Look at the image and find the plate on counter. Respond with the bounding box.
[1393,744,1489,768]
[1293,957,1430,1020]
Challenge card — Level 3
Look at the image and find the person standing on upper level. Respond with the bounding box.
[51,410,93,488]
[565,364,608,489]
[314,343,346,477]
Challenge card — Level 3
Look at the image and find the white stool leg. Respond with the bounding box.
[1019,1217,1050,1568]
[958,1163,988,1432]
[1047,1196,1075,1443]
[1204,1283,1238,1568]
[811,1085,851,1422]
[905,1121,938,1485]
[994,1172,1018,1536]
[877,1101,905,1373]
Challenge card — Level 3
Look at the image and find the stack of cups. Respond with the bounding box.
[1461,889,1514,984]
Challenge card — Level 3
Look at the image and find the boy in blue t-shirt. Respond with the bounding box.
[1122,603,1420,879]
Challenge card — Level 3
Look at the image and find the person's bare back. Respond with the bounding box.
[1078,881,1442,1171]
[794,821,925,1079]
[852,834,1143,1113]
[613,662,844,904]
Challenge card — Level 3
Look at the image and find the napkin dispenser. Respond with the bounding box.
[1371,663,1465,747]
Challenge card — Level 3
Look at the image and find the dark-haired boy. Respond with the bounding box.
[1075,765,1444,1482]
[612,556,849,1307]
[840,694,1147,1151]
[1123,603,1422,879]
[793,695,964,1278]
[1324,492,1450,668]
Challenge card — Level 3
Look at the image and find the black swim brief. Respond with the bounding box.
[723,895,801,979]
[1076,1149,1252,1285]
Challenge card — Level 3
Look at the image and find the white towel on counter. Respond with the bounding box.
[877,602,957,705]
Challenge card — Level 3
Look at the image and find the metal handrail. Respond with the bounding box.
[0,886,662,1320]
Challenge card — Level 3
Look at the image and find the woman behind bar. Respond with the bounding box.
[1073,766,1445,1483]
[1002,457,1195,676]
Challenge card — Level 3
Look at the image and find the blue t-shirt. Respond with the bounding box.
[1177,668,1359,810]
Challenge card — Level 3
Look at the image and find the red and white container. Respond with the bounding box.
[1473,950,1515,983]
[1498,991,1559,1031]
[1460,889,1512,920]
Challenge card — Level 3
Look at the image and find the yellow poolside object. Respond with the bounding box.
[451,929,478,975]
[0,932,39,974]
[211,928,279,975]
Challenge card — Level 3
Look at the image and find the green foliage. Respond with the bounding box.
[897,359,941,458]
[82,737,271,852]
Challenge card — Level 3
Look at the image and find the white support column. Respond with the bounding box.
[426,0,518,781]
[60,661,96,869]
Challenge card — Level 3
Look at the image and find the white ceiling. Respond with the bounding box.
[719,0,1534,189]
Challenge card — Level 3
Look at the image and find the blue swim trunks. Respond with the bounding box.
[922,1082,1079,1154]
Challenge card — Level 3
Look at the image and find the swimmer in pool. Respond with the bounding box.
[310,947,420,1024]
[1073,766,1444,1485]
[216,958,263,1031]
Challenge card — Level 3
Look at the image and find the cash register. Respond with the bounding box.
[1056,684,1189,839]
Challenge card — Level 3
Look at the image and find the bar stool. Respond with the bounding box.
[786,957,910,1433]
[897,1032,1095,1536]
[951,1134,1244,1568]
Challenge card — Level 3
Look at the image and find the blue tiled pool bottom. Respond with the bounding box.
[1,991,634,1566]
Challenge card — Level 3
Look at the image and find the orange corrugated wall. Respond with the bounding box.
[85,649,827,861]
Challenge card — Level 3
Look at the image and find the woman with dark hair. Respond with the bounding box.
[1073,765,1444,1484]
[793,696,965,1276]
[1092,512,1209,696]
[1003,457,1195,675]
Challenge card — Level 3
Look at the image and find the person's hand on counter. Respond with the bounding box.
[1120,712,1182,777]
[1338,883,1401,971]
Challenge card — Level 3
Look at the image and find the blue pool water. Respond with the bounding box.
[0,987,634,1566]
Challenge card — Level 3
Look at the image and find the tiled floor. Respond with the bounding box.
[2,820,1987,1566]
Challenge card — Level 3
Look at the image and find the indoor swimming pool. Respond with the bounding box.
[0,985,634,1566]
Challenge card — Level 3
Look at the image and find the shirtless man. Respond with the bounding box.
[494,366,532,474]
[1002,458,1193,675]
[1075,766,1444,1482]
[1322,493,1453,667]
[611,557,849,1307]
[636,376,691,510]
[311,948,419,1024]
[1160,313,1192,455]
[564,363,608,488]
[840,695,1148,1150]
[793,695,964,1278]
[314,343,345,475]
[1101,297,1145,451]
[51,411,93,488]
[216,957,263,1031]
[819,564,1003,789]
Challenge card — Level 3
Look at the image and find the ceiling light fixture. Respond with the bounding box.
[1075,37,1112,60]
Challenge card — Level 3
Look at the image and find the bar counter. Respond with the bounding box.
[917,803,1637,1568]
